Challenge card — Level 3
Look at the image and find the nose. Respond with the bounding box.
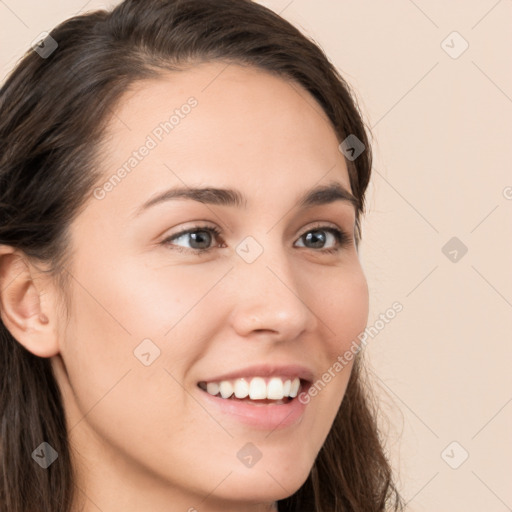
[226,245,319,343]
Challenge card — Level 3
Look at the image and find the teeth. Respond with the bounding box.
[206,382,220,396]
[249,377,267,399]
[202,376,301,400]
[219,381,234,399]
[267,377,284,399]
[233,378,249,398]
[289,378,300,398]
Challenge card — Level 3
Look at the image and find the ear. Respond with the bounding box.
[0,245,60,358]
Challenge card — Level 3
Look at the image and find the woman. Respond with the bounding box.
[0,0,404,510]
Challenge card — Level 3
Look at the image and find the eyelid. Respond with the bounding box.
[298,221,346,235]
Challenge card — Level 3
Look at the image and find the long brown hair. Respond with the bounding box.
[0,1,404,510]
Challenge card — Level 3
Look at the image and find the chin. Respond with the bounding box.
[217,481,304,505]
[212,459,312,503]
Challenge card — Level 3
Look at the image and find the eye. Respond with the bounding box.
[161,224,352,255]
[294,226,351,254]
[161,225,224,254]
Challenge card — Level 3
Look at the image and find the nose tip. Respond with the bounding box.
[227,261,318,342]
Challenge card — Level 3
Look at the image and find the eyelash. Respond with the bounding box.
[160,224,352,255]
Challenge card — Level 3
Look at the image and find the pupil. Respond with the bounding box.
[190,231,211,249]
[305,230,325,248]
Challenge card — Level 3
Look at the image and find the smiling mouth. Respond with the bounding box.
[197,376,304,405]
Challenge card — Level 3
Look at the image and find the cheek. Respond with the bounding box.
[312,262,369,357]
[64,252,214,359]
[58,255,199,426]
[59,261,222,490]
[300,264,368,430]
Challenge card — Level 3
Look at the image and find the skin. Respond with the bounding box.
[0,61,369,512]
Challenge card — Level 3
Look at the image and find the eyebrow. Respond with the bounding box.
[132,181,359,218]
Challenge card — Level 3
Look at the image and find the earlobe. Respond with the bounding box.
[0,245,59,358]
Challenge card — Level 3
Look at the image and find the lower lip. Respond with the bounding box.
[198,384,310,430]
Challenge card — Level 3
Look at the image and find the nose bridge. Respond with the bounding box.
[226,233,318,340]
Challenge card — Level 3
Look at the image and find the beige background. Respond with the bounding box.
[1,1,511,510]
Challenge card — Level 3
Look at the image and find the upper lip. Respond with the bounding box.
[198,364,315,384]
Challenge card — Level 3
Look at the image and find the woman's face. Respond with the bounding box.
[52,61,369,511]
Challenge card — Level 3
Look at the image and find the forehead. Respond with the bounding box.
[93,61,352,215]
[108,60,334,131]
[103,61,339,153]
